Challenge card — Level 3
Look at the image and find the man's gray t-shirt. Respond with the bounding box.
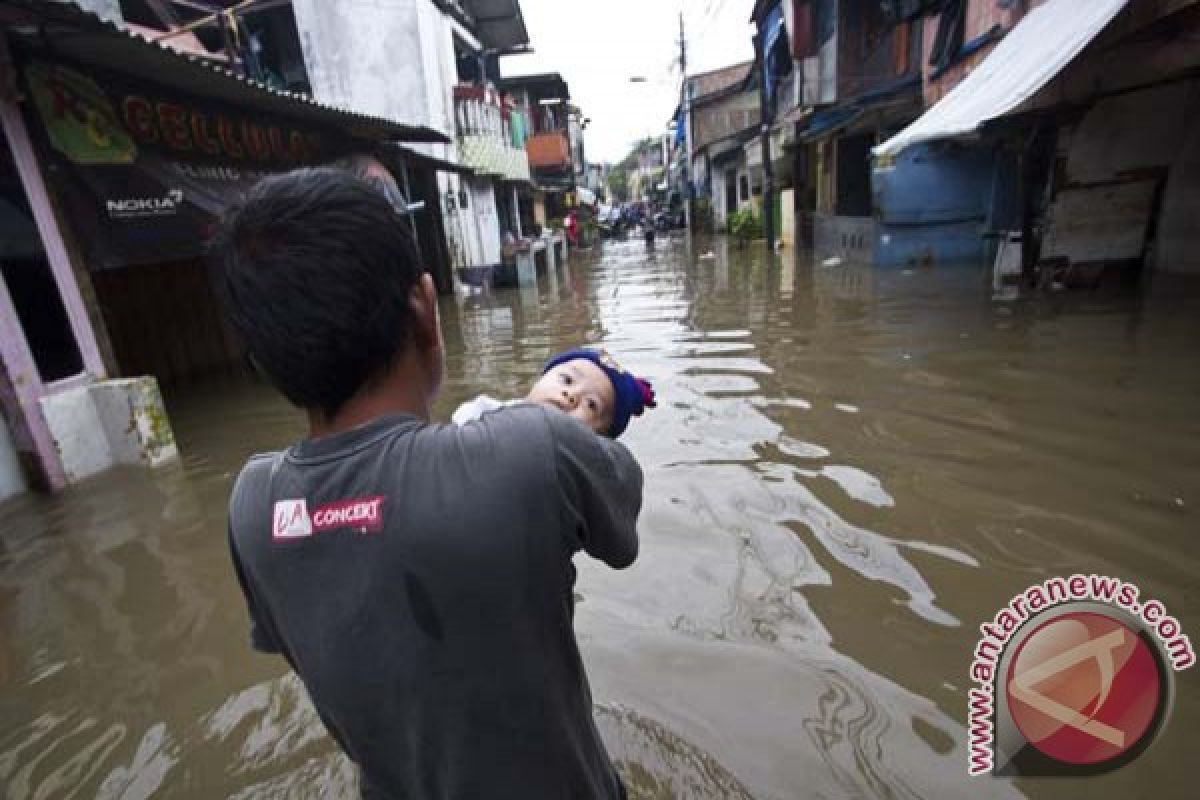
[228,405,643,799]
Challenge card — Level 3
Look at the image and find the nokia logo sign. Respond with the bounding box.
[105,189,184,219]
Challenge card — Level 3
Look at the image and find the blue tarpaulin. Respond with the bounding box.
[762,1,786,106]
[854,74,922,107]
[798,107,861,142]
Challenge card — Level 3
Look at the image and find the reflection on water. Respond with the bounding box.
[1,236,1197,798]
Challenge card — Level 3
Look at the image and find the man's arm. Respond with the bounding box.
[229,526,284,654]
[227,455,285,656]
[550,412,644,568]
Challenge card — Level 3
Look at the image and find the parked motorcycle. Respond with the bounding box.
[597,205,625,239]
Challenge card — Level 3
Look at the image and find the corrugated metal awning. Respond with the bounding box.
[392,145,475,176]
[874,0,1130,157]
[1,0,450,144]
[798,107,861,143]
[463,0,530,52]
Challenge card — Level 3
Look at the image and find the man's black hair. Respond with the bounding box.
[209,167,422,418]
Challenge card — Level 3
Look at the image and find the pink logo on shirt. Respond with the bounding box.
[273,496,385,539]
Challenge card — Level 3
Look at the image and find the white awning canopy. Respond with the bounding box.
[874,0,1130,157]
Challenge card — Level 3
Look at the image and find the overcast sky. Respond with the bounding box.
[500,0,755,164]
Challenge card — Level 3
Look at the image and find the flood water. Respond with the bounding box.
[1,236,1197,799]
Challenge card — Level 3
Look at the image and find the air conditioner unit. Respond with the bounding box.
[802,57,820,107]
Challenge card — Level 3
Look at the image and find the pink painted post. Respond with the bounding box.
[0,272,65,490]
[0,34,92,490]
[0,35,106,380]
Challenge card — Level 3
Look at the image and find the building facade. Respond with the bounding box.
[499,73,587,227]
[0,0,453,495]
[744,0,1200,283]
[289,0,531,278]
[751,0,924,256]
[875,0,1200,281]
[683,62,760,231]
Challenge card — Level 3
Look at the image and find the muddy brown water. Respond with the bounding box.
[1,236,1197,798]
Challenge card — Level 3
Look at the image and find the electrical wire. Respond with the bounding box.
[152,0,261,42]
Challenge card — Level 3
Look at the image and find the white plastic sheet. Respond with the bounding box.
[874,0,1130,157]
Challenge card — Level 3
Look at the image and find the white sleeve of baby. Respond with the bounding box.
[451,394,510,426]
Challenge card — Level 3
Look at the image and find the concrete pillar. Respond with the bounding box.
[515,247,536,287]
[544,245,558,294]
[0,412,27,503]
[513,186,523,238]
[39,377,178,484]
[780,189,795,246]
[534,193,547,228]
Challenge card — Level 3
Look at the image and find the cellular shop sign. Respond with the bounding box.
[22,60,347,268]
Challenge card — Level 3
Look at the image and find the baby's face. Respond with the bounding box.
[527,359,615,434]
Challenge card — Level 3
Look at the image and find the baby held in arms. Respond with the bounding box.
[453,348,656,438]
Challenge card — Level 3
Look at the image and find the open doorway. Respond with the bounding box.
[836,132,874,217]
[1,132,83,383]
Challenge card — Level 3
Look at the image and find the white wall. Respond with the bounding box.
[292,0,440,134]
[692,154,708,196]
[419,0,460,158]
[468,180,502,265]
[292,0,508,271]
[76,0,122,23]
[713,170,729,229]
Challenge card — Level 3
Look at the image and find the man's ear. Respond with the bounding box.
[409,272,442,352]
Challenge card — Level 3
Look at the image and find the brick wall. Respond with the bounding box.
[693,92,761,151]
[921,0,1049,104]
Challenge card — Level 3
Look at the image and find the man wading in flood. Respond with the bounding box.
[209,168,643,799]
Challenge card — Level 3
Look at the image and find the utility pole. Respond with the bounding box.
[678,11,692,232]
[755,30,775,250]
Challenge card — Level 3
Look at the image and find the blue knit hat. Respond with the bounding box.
[543,348,656,437]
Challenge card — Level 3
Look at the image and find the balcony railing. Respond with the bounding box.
[454,85,531,182]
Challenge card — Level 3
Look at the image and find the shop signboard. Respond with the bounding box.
[22,59,351,269]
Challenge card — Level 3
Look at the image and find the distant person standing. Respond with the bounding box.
[566,208,580,247]
[211,168,643,799]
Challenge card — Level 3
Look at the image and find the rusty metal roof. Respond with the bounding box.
[0,0,451,144]
[392,144,475,176]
